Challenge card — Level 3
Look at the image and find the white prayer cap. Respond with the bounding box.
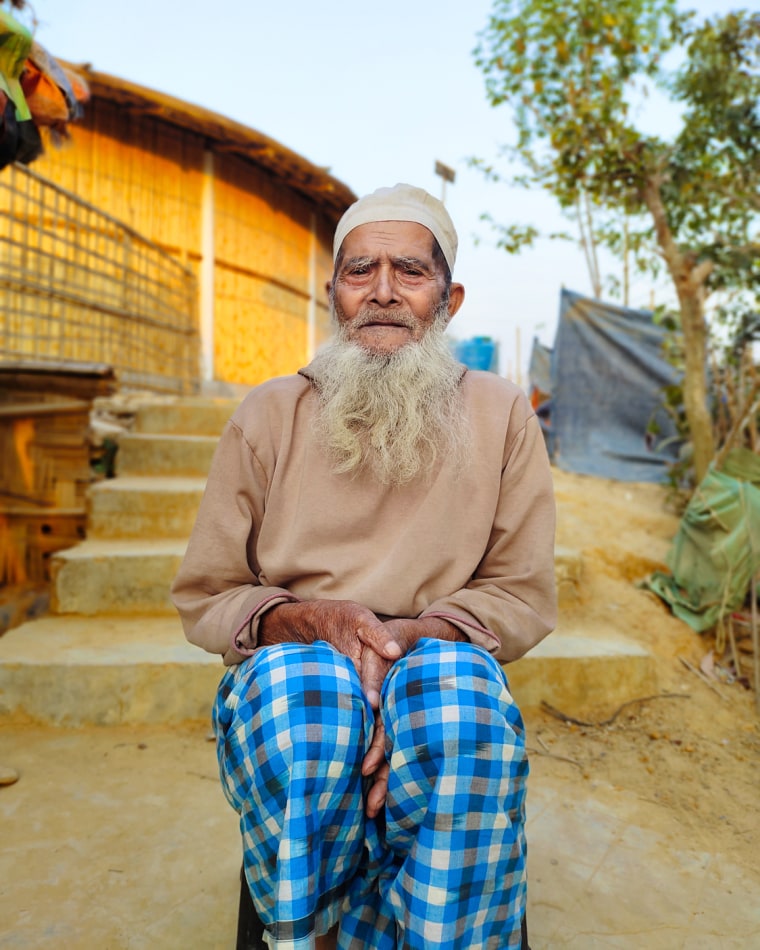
[333,183,458,274]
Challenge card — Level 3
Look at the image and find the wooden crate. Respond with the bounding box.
[0,400,94,508]
[0,506,86,585]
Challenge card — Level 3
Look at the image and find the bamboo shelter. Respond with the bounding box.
[1,64,356,391]
[0,66,356,585]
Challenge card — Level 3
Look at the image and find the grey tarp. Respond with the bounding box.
[647,448,760,632]
[550,289,682,482]
[528,336,552,398]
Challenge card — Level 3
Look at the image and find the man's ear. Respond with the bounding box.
[444,283,465,324]
[325,281,332,297]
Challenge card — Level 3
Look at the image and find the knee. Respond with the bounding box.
[385,638,512,712]
[215,642,371,767]
[382,638,525,754]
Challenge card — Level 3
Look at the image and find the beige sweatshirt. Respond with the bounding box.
[171,367,556,666]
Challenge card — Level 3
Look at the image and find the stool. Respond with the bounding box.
[236,866,265,950]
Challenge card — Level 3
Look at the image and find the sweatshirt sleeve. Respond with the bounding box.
[421,408,557,663]
[170,419,297,666]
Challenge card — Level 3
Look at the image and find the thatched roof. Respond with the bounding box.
[65,64,356,223]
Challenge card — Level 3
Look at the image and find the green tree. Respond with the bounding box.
[474,0,760,483]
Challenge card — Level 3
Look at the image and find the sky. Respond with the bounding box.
[22,0,739,381]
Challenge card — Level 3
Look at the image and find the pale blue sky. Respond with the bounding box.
[24,0,738,380]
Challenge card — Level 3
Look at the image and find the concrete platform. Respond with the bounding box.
[0,615,655,726]
[1,721,757,949]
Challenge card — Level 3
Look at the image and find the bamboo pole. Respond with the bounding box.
[752,571,759,715]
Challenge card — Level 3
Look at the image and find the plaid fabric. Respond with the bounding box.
[213,638,528,949]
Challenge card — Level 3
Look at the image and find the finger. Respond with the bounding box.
[357,623,403,660]
[365,763,390,819]
[362,717,386,775]
[360,650,390,710]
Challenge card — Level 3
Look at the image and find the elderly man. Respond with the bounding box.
[171,184,556,950]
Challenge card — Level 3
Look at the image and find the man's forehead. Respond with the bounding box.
[339,220,436,260]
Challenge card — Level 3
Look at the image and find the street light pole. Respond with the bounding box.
[434,160,456,204]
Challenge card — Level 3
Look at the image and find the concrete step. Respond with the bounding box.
[49,539,185,615]
[507,624,655,711]
[0,615,221,725]
[115,433,219,477]
[53,532,583,617]
[87,477,206,539]
[0,614,655,726]
[131,398,240,436]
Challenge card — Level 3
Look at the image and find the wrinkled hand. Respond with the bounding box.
[258,598,402,676]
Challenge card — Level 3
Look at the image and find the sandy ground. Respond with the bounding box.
[541,469,759,884]
[1,466,758,948]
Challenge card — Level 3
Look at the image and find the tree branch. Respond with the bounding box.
[713,378,760,471]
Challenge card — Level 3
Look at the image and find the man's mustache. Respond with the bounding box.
[352,310,416,330]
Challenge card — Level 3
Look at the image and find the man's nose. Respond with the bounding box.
[369,267,400,307]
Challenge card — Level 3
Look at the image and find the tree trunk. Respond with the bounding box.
[642,179,715,483]
[678,290,715,483]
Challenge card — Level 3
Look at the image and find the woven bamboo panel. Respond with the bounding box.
[214,266,307,385]
[32,99,205,262]
[212,153,334,383]
[0,163,200,393]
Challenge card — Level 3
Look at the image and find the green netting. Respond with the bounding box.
[647,447,760,632]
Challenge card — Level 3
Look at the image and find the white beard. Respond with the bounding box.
[308,313,470,486]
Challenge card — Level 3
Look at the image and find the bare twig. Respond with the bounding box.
[727,615,744,683]
[526,746,584,770]
[710,354,729,445]
[713,377,760,471]
[752,571,759,715]
[747,359,758,451]
[534,733,552,753]
[678,655,729,700]
[540,693,690,728]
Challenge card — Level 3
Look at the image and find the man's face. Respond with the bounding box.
[330,220,464,357]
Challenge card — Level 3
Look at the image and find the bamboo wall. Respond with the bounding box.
[213,154,334,384]
[0,163,198,393]
[25,96,339,388]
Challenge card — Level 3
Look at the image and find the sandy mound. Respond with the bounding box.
[529,467,759,877]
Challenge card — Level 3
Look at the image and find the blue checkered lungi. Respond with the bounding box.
[213,637,528,949]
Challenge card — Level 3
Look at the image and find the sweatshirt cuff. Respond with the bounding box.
[420,607,501,653]
[230,592,301,657]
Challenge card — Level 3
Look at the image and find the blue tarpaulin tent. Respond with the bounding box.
[534,289,682,482]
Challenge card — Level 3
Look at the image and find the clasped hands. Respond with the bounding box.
[258,599,462,818]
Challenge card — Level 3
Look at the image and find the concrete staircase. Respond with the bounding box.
[0,398,655,726]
